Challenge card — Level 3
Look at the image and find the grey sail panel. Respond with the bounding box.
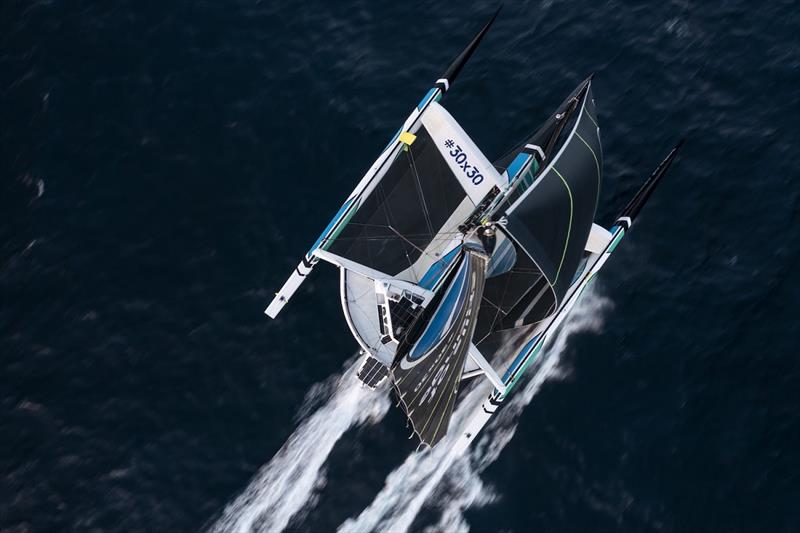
[473,228,555,343]
[391,245,487,447]
[327,126,468,278]
[493,79,590,210]
[503,81,602,304]
[472,79,601,339]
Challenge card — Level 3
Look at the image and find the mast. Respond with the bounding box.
[266,10,501,318]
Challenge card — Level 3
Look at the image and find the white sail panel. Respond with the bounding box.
[421,102,504,203]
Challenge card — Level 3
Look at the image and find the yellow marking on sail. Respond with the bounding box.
[399,131,417,145]
[552,166,574,284]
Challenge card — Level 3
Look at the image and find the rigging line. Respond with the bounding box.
[407,148,435,239]
[385,225,455,269]
[366,182,390,270]
[478,294,504,313]
[486,267,514,336]
[403,241,419,284]
[331,230,461,239]
[377,178,418,277]
[583,103,599,130]
[330,236,443,243]
[340,223,460,236]
[387,225,426,257]
[514,275,552,326]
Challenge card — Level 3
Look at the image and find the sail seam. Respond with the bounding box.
[551,166,574,284]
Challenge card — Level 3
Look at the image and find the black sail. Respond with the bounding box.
[505,80,601,300]
[478,79,602,335]
[391,245,488,448]
[328,126,468,277]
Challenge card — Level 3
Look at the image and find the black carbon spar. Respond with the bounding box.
[617,139,685,228]
[438,6,502,92]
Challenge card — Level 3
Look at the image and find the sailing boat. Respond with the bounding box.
[265,10,683,449]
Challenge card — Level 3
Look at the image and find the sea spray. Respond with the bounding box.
[339,288,612,533]
[210,357,390,533]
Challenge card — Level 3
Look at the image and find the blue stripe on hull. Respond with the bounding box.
[417,88,437,110]
[309,197,355,254]
[505,153,531,182]
[502,334,540,382]
[409,253,470,360]
[419,246,461,290]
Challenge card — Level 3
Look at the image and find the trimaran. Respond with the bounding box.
[265,10,683,450]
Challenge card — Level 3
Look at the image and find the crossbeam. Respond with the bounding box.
[466,343,507,394]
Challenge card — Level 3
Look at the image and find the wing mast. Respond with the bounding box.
[266,9,501,318]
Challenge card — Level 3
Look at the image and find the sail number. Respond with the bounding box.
[446,141,484,185]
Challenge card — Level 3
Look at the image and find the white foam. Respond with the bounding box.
[339,288,612,533]
[210,357,390,533]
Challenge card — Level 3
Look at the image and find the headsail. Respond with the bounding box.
[504,78,602,301]
[476,78,603,338]
[326,104,503,287]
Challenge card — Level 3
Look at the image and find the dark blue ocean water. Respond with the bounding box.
[3,1,800,531]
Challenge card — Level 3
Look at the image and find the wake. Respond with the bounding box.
[339,289,612,533]
[209,358,390,533]
[210,289,609,533]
